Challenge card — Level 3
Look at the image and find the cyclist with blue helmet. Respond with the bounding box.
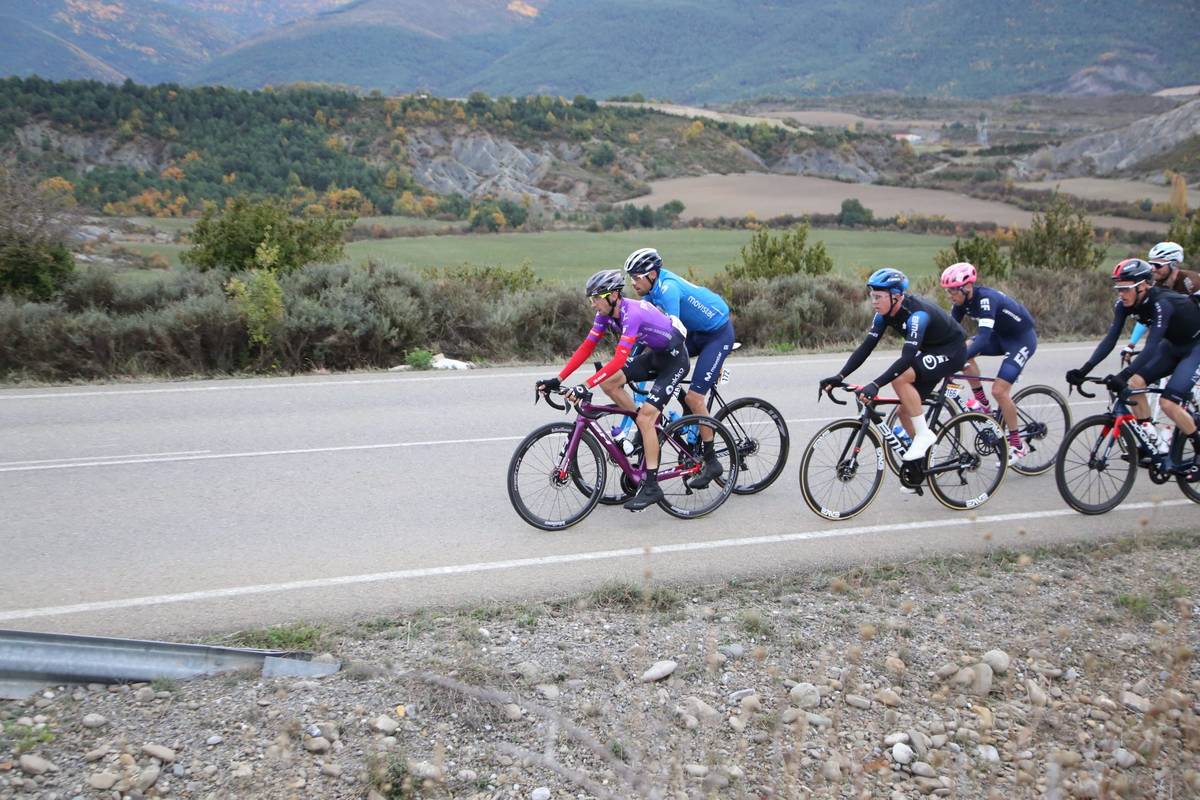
[624,247,734,489]
[820,268,967,462]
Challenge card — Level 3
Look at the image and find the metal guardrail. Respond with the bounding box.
[0,629,340,699]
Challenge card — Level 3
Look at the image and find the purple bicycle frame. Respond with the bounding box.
[555,398,694,486]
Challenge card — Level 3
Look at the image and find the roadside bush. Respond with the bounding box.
[724,222,833,280]
[0,234,75,301]
[1008,195,1107,272]
[994,267,1112,340]
[182,196,353,273]
[934,235,1011,279]
[710,272,873,348]
[1167,212,1200,269]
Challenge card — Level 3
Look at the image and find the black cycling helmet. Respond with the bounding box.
[585,269,624,297]
[1111,258,1153,283]
[623,247,662,276]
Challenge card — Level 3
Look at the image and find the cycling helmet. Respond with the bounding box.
[940,262,978,289]
[1147,241,1184,265]
[585,269,624,297]
[1111,258,1153,283]
[623,247,662,276]
[866,267,909,294]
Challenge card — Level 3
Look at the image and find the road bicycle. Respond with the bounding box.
[799,382,1007,520]
[1118,347,1200,453]
[595,356,789,504]
[883,375,1070,477]
[507,386,739,530]
[1054,377,1200,515]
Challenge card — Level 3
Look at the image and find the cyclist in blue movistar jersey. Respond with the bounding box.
[820,268,967,463]
[941,262,1038,463]
[624,247,735,489]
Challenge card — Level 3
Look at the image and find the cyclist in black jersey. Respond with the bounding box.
[820,268,967,463]
[1067,258,1200,461]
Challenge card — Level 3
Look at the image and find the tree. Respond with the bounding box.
[1008,195,1106,272]
[934,235,1010,279]
[725,223,833,280]
[182,196,351,274]
[838,198,874,227]
[0,165,76,300]
[1167,212,1200,269]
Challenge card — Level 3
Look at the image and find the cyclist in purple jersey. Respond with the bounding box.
[536,270,690,511]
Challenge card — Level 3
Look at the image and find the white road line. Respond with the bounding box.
[0,499,1188,623]
[0,345,1098,401]
[0,436,524,473]
[0,450,211,467]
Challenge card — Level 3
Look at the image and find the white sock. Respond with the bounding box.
[910,415,929,436]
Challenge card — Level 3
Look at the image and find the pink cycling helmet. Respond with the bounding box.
[940,262,977,288]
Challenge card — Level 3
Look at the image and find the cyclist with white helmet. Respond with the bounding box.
[536,269,690,511]
[1067,258,1200,466]
[1122,241,1199,358]
[623,247,734,489]
[820,268,967,462]
[940,262,1039,462]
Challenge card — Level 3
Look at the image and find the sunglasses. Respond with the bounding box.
[1113,282,1143,293]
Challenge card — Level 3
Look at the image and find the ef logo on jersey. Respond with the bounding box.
[1013,346,1029,367]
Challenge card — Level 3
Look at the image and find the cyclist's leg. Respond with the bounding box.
[993,332,1036,441]
[969,336,1009,411]
[624,339,689,510]
[902,348,967,461]
[1159,341,1200,440]
[1132,343,1178,430]
[683,321,735,444]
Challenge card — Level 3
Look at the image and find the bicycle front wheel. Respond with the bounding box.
[1054,414,1138,515]
[1010,385,1071,476]
[925,412,1007,510]
[656,414,738,519]
[799,420,884,521]
[1170,421,1200,504]
[507,422,605,531]
[714,396,790,494]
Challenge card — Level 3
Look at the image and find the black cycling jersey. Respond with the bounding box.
[839,294,966,387]
[1083,286,1200,377]
[951,285,1036,360]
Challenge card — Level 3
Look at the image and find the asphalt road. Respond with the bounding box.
[1,343,1194,639]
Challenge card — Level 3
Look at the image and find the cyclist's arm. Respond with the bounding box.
[1081,303,1128,373]
[558,319,605,380]
[1128,321,1147,347]
[964,307,996,361]
[951,304,967,324]
[872,311,927,387]
[587,316,641,387]
[1121,300,1172,380]
[836,315,885,377]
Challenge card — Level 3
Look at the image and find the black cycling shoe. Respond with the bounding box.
[624,479,664,512]
[688,458,724,490]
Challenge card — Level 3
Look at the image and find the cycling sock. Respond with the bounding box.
[702,441,715,460]
[910,414,929,436]
[1008,431,1022,449]
[644,467,658,482]
[973,387,989,405]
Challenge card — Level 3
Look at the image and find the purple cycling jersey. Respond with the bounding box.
[590,297,676,352]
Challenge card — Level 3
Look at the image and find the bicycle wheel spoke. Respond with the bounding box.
[508,424,604,530]
[800,420,882,520]
[1054,416,1137,515]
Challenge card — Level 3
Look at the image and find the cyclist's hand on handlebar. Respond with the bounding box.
[856,381,879,402]
[819,375,843,393]
[1065,368,1086,387]
[567,384,592,404]
[1119,344,1136,365]
[536,377,561,394]
[1102,373,1127,393]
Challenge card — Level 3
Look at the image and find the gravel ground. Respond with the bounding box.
[2,529,1198,800]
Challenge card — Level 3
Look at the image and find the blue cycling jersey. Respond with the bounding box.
[644,267,730,334]
[950,285,1036,361]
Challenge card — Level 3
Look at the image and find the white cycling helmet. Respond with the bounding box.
[1147,241,1184,265]
[623,247,662,276]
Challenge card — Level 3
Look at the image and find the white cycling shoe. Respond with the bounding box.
[901,429,937,462]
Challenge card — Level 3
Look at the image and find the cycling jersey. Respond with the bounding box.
[839,294,966,388]
[1130,269,1200,345]
[558,297,678,388]
[1083,286,1200,378]
[951,285,1036,361]
[643,268,730,334]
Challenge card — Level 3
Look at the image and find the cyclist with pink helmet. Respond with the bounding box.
[941,261,1039,463]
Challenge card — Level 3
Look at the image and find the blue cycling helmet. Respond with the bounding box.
[866,267,909,294]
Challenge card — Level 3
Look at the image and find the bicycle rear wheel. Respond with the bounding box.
[1170,418,1200,504]
[655,414,738,519]
[713,396,790,494]
[507,422,605,530]
[799,420,884,520]
[925,412,1007,510]
[1010,385,1071,476]
[1054,414,1138,515]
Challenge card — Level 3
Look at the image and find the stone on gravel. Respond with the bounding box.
[205,735,223,746]
[970,662,994,695]
[531,788,551,800]
[1026,680,1048,707]
[514,660,542,682]
[807,712,833,728]
[822,758,842,781]
[911,761,936,778]
[1122,691,1150,713]
[641,660,677,682]
[19,754,56,775]
[884,732,909,746]
[142,744,176,763]
[503,703,523,721]
[789,682,821,708]
[304,736,331,753]
[88,771,118,790]
[1114,748,1137,768]
[372,715,400,734]
[875,688,901,706]
[845,693,871,709]
[935,662,959,679]
[981,649,1011,674]
[976,745,1000,763]
[80,713,107,729]
[536,683,560,700]
[891,742,915,764]
[135,765,161,791]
